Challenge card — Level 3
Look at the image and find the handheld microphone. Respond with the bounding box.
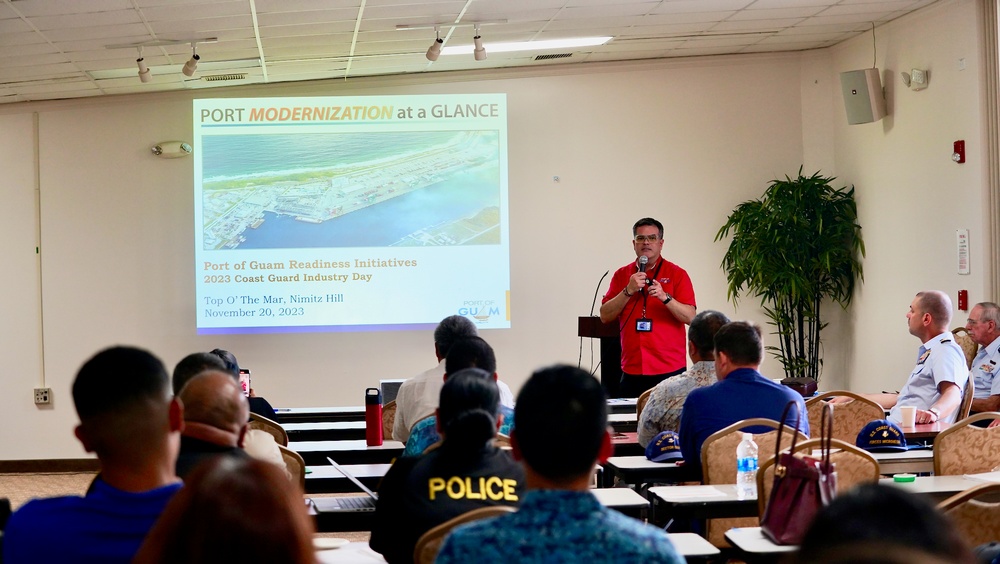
[637,256,648,292]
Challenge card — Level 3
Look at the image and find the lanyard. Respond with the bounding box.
[641,259,664,318]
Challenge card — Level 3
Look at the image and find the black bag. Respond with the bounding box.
[781,377,818,398]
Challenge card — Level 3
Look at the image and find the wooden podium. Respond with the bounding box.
[578,316,622,398]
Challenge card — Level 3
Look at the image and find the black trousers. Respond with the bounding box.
[619,367,685,398]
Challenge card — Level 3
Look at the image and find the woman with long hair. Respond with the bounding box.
[369,367,525,563]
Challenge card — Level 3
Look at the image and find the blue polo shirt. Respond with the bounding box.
[679,367,809,476]
[3,477,181,564]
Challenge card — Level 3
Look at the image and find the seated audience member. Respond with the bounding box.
[832,291,968,424]
[402,336,514,456]
[369,369,525,564]
[968,302,1000,414]
[175,370,251,479]
[209,348,278,420]
[394,315,514,443]
[4,346,183,564]
[638,310,730,447]
[793,483,975,564]
[679,321,809,477]
[134,457,315,564]
[437,365,684,563]
[171,351,228,395]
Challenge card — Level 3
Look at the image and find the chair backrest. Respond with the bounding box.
[413,505,516,564]
[495,433,512,449]
[755,438,880,516]
[958,376,975,421]
[248,412,288,446]
[806,391,886,444]
[700,417,806,547]
[636,387,653,421]
[382,400,397,441]
[701,418,806,486]
[933,412,1000,475]
[938,482,1000,547]
[952,327,979,370]
[277,444,306,490]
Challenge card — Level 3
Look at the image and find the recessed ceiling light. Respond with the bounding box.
[441,36,612,56]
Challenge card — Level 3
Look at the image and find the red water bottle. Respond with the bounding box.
[365,387,383,446]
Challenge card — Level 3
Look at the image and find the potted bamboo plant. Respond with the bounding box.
[715,168,865,384]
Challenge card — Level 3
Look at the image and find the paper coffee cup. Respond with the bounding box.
[900,405,917,427]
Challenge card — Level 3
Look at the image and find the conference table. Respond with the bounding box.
[305,463,391,494]
[602,456,692,488]
[724,527,798,562]
[647,469,993,526]
[310,483,653,533]
[609,432,645,457]
[291,439,404,465]
[274,406,366,424]
[280,397,637,425]
[649,484,758,522]
[603,449,935,490]
[901,421,951,441]
[608,412,638,432]
[285,421,367,442]
[880,473,995,501]
[313,533,720,562]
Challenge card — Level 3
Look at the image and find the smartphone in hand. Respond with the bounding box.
[238,368,251,397]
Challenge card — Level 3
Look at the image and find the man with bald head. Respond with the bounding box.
[836,291,968,424]
[175,370,251,479]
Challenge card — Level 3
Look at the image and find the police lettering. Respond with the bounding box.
[427,476,518,501]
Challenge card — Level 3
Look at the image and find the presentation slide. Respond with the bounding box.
[193,94,510,334]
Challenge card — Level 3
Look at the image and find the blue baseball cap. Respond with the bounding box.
[856,419,908,452]
[645,430,684,462]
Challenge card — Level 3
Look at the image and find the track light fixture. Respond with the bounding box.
[473,24,486,61]
[426,28,443,62]
[136,47,151,83]
[182,43,200,77]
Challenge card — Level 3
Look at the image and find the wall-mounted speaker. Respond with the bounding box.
[839,68,886,125]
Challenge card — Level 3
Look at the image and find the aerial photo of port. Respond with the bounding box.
[200,130,502,250]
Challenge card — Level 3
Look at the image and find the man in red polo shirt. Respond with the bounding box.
[600,217,697,397]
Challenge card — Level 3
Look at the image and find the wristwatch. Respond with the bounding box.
[929,407,941,420]
[662,294,673,305]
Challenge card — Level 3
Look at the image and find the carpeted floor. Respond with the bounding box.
[0,471,371,543]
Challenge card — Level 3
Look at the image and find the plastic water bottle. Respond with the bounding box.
[736,432,758,500]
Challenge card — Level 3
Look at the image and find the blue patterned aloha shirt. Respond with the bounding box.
[403,405,514,457]
[435,489,685,563]
[637,361,717,447]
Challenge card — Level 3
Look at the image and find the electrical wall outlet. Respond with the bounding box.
[34,387,52,405]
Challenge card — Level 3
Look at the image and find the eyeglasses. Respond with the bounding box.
[634,235,660,243]
[968,318,984,326]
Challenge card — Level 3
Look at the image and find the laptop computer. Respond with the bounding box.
[309,457,379,513]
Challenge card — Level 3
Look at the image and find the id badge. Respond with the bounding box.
[636,318,653,332]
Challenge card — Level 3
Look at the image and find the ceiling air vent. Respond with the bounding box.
[534,53,572,61]
[203,73,247,82]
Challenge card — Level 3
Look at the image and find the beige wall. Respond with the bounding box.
[0,0,987,459]
[825,0,988,394]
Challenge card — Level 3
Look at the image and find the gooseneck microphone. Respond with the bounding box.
[581,269,611,372]
[589,270,610,317]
